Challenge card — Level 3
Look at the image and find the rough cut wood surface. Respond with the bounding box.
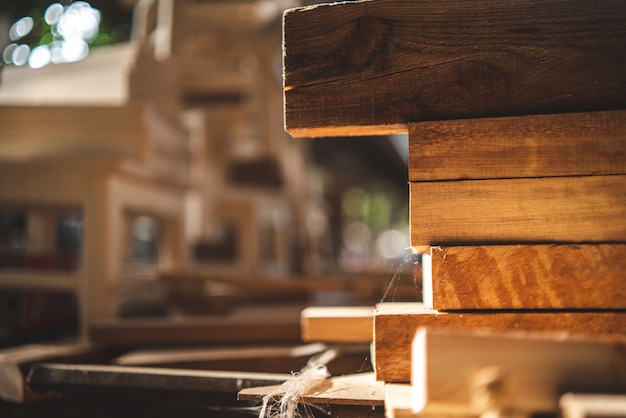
[283,0,626,137]
[374,303,626,383]
[424,244,626,310]
[410,175,626,245]
[408,110,626,181]
[238,372,385,406]
[301,306,373,343]
[413,328,626,414]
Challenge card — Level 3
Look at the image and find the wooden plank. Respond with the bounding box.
[560,393,626,418]
[422,244,626,310]
[412,328,626,415]
[0,106,144,162]
[410,175,626,245]
[89,306,302,346]
[26,363,291,395]
[384,384,480,418]
[0,271,79,292]
[162,270,416,300]
[301,306,373,343]
[0,342,99,403]
[113,343,327,367]
[282,0,626,137]
[237,372,385,406]
[373,303,626,383]
[408,110,626,182]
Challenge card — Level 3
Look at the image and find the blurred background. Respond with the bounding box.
[0,0,413,348]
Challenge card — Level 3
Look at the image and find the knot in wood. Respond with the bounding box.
[457,60,507,97]
[346,17,392,68]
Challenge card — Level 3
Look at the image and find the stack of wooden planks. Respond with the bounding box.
[282,0,626,415]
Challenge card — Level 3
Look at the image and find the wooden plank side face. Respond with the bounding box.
[409,175,626,245]
[412,328,626,414]
[408,111,626,181]
[373,303,626,383]
[426,244,626,310]
[283,0,626,137]
[301,306,373,343]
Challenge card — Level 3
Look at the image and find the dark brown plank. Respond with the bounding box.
[409,110,626,181]
[283,0,626,137]
[373,303,626,383]
[410,175,626,245]
[26,363,290,394]
[424,244,626,310]
[89,306,302,346]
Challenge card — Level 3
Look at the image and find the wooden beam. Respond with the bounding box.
[373,303,626,383]
[410,175,626,245]
[412,328,626,415]
[422,244,626,310]
[300,307,373,343]
[408,110,626,182]
[282,0,626,137]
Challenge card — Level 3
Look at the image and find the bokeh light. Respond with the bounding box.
[2,1,103,69]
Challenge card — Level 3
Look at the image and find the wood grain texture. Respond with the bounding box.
[373,303,626,383]
[283,0,626,137]
[410,175,626,245]
[425,244,626,310]
[408,110,626,181]
[412,328,626,414]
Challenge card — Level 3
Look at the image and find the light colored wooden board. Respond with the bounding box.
[237,372,384,406]
[408,110,626,181]
[412,328,626,415]
[301,306,373,343]
[282,0,626,137]
[560,393,626,418]
[422,244,626,310]
[373,303,626,383]
[385,383,479,418]
[410,175,626,245]
[0,43,137,106]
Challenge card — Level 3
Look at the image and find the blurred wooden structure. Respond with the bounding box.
[0,42,189,333]
[0,0,309,338]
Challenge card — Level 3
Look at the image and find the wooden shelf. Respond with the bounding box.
[0,270,79,291]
